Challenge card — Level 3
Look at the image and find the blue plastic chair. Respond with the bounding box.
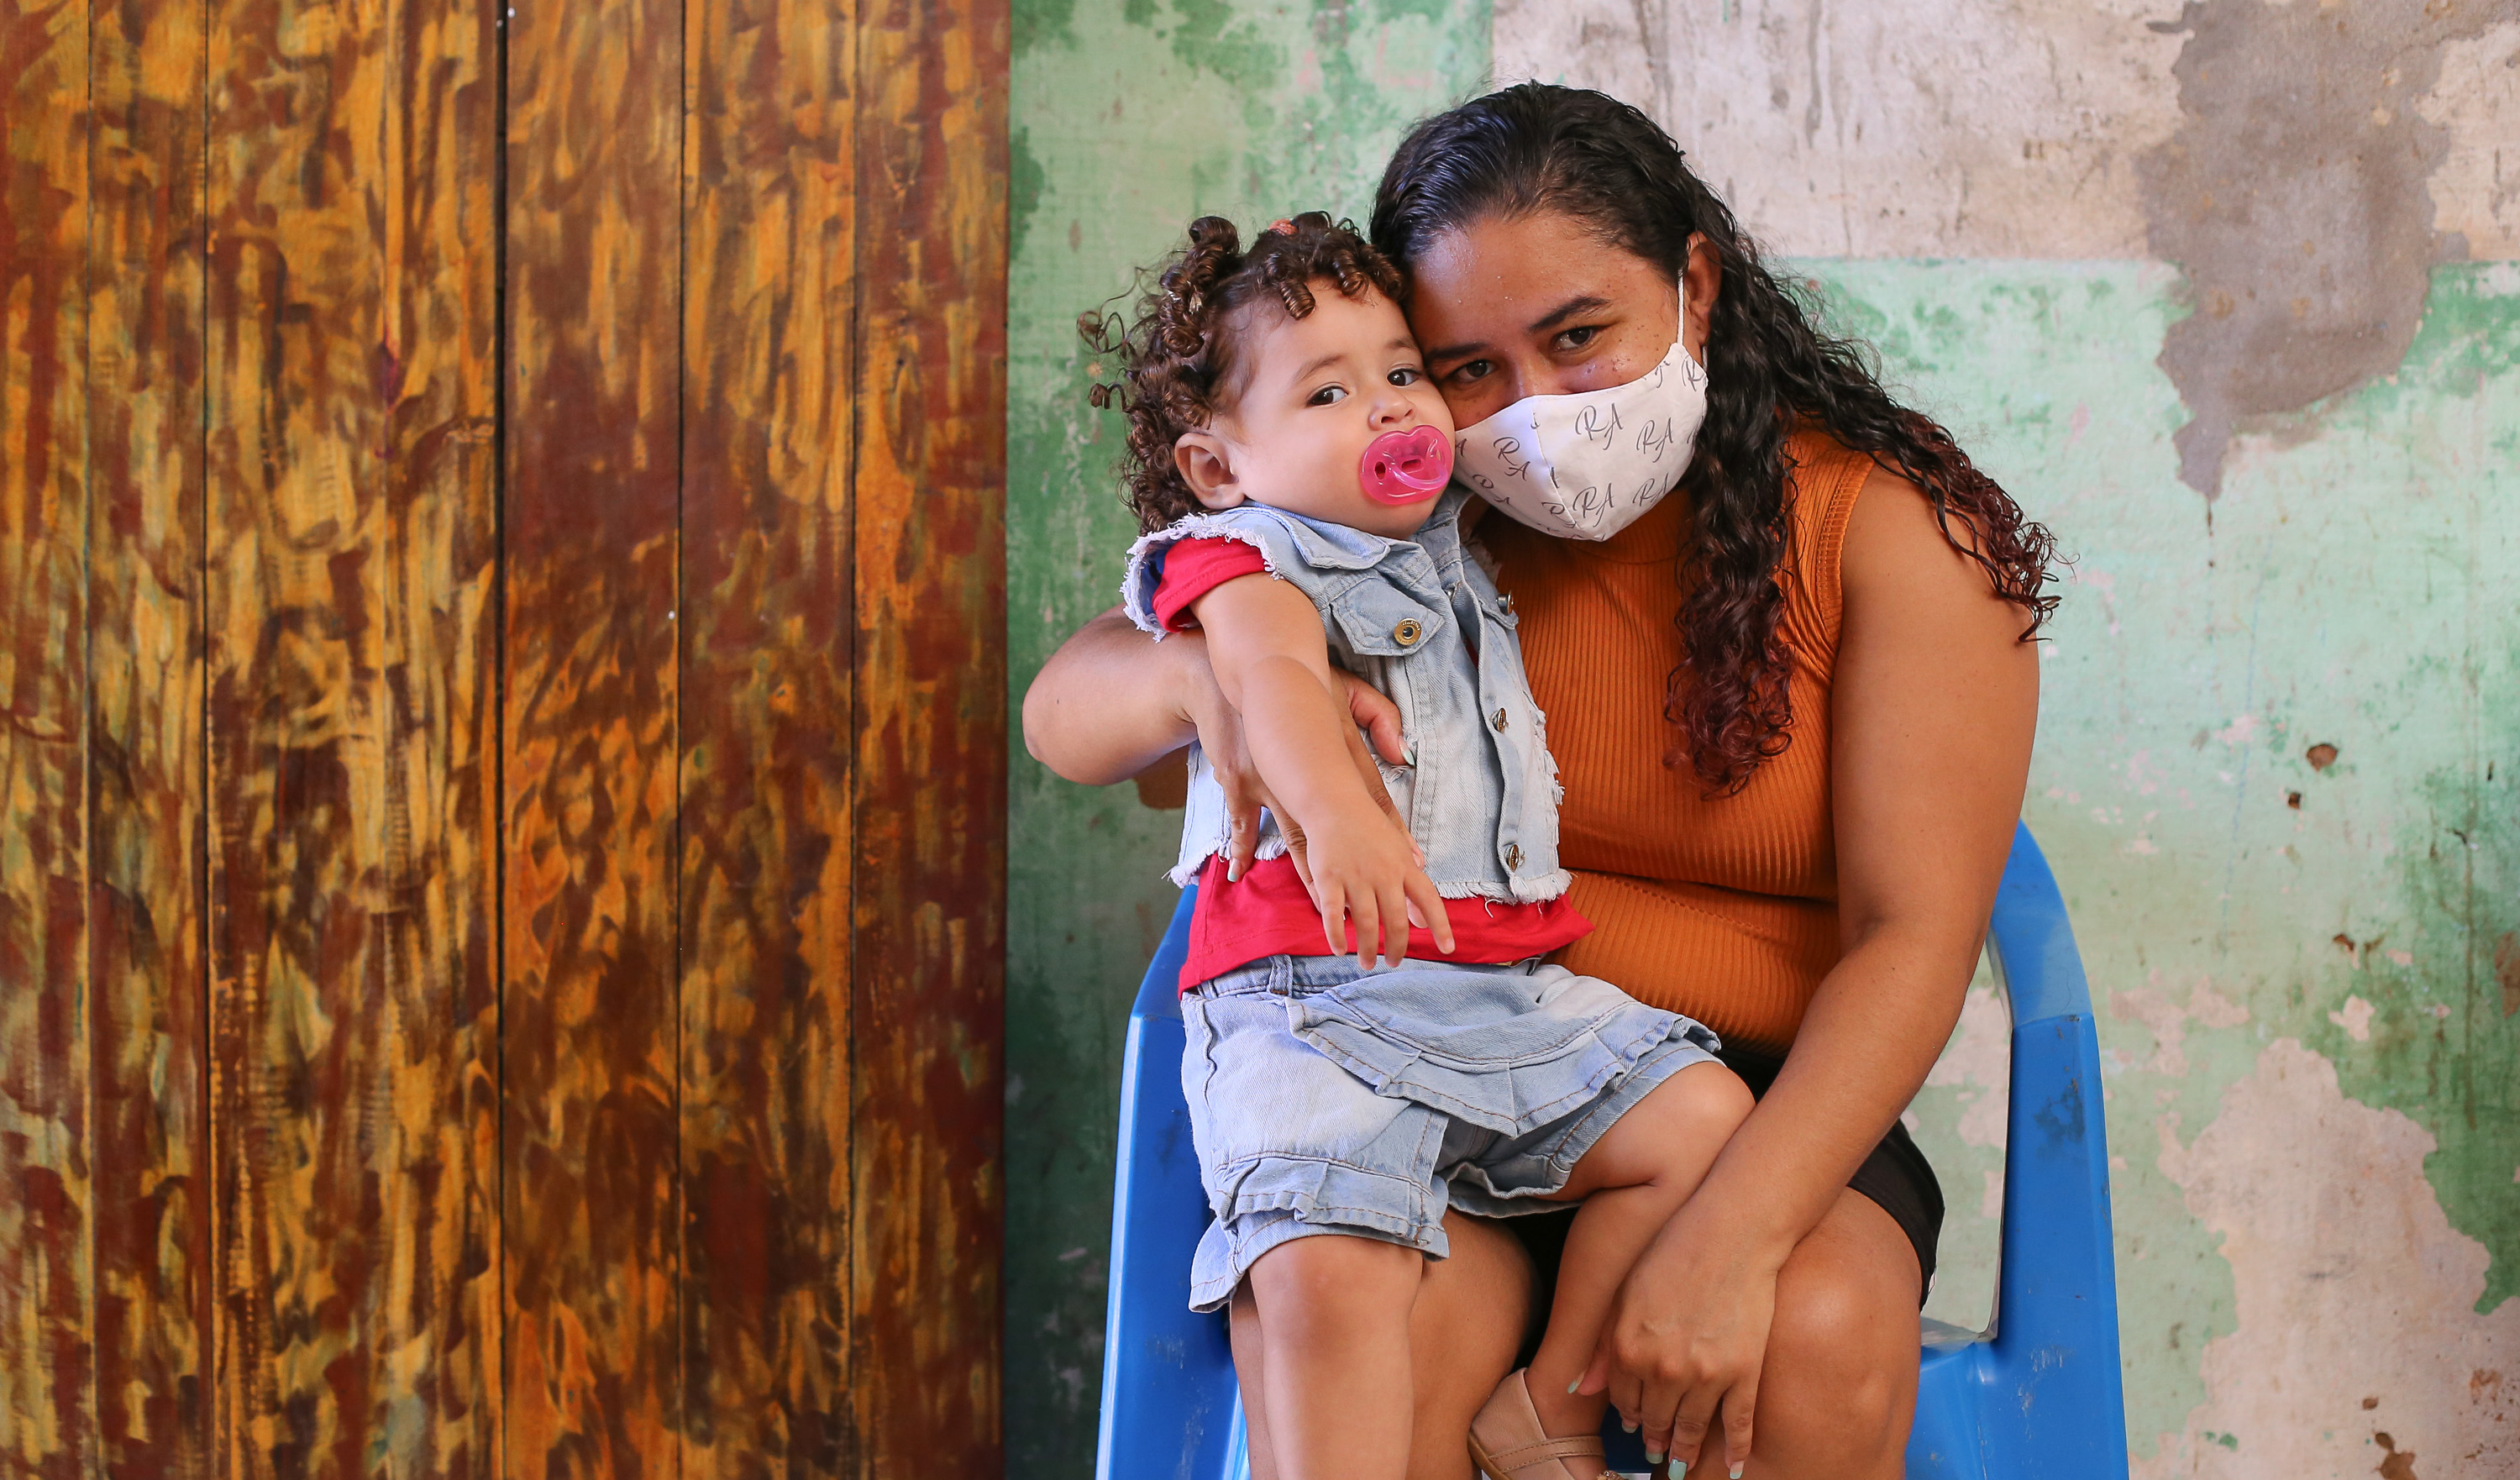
[1095,822,2128,1480]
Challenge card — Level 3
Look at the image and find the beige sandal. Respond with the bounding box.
[1467,1367,1614,1480]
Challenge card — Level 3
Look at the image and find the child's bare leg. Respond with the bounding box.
[1523,1062,1755,1440]
[1244,1233,1425,1480]
[1229,1281,1285,1480]
[1235,1212,1533,1480]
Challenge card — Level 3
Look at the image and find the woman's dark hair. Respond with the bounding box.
[1081,212,1406,533]
[1373,84,2058,792]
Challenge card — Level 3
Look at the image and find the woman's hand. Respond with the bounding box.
[1578,1203,1788,1477]
[1176,641,1414,885]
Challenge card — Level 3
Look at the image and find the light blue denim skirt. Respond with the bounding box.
[1179,952,1721,1312]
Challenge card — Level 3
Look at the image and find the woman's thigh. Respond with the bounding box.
[1751,1188,1923,1478]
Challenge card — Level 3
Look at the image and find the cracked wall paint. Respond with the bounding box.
[1792,252,2520,1469]
[2144,1040,2520,1478]
[1005,3,1489,1472]
[2139,0,2507,496]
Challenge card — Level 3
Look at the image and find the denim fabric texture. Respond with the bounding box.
[1178,952,1721,1312]
[1121,485,1572,904]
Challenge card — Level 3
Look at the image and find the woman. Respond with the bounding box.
[1025,85,2052,1480]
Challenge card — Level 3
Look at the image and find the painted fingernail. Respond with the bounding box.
[1646,1451,1663,1466]
[1622,1418,1637,1434]
[1670,1465,1686,1480]
[1566,1378,1582,1394]
[1729,1467,1744,1479]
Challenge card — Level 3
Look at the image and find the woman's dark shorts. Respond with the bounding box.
[1506,1043,1943,1357]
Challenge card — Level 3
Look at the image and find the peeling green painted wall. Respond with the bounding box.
[1004,4,1491,1470]
[1816,258,2520,1471]
[1009,4,2520,1474]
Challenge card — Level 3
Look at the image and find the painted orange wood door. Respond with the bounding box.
[0,0,1007,1472]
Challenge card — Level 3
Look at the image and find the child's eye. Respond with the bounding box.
[1387,366,1423,386]
[1552,325,1603,353]
[1307,385,1349,407]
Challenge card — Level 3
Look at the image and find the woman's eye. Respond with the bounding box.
[1387,366,1423,386]
[1448,359,1493,385]
[1553,325,1602,352]
[1307,385,1349,407]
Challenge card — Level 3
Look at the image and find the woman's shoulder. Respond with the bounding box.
[1777,428,1882,640]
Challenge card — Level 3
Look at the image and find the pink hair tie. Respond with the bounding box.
[1268,218,1296,235]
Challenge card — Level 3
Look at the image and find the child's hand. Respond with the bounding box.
[1299,803,1455,968]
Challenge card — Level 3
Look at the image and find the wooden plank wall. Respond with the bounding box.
[0,0,1008,1472]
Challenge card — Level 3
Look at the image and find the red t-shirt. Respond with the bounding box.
[1151,536,1591,989]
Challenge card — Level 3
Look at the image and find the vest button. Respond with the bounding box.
[1392,618,1424,647]
[1503,842,1524,870]
[1491,708,1509,732]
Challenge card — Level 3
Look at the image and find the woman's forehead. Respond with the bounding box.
[1406,213,1671,341]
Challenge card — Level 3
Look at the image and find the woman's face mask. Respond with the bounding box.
[1451,314,1709,542]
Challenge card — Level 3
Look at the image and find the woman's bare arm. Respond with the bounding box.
[1021,606,1205,785]
[1021,601,1414,880]
[1593,464,2039,1467]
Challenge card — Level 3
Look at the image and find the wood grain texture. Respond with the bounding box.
[501,0,684,1468]
[202,0,500,1469]
[86,0,214,1471]
[676,0,857,1468]
[373,0,505,1468]
[6,0,1008,1467]
[1,3,95,1475]
[847,0,1008,1469]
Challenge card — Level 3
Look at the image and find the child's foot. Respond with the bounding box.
[1467,1368,1612,1480]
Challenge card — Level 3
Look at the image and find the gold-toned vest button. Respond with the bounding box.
[1491,708,1509,732]
[1392,618,1424,647]
[1503,842,1524,870]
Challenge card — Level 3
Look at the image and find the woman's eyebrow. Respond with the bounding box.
[1527,294,1613,335]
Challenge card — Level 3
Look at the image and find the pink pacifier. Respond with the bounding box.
[1358,425,1453,506]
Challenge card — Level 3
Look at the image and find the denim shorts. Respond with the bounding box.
[1179,953,1722,1312]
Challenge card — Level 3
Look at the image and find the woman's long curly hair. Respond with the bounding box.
[1373,84,2058,792]
[1081,212,1406,534]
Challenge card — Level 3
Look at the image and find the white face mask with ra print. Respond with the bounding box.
[1451,319,1709,542]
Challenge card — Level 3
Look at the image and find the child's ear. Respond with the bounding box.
[1174,430,1245,511]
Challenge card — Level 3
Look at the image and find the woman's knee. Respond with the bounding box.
[1759,1255,1917,1452]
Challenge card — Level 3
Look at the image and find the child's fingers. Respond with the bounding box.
[1377,881,1410,966]
[1318,881,1347,958]
[1347,889,1381,972]
[1404,872,1455,954]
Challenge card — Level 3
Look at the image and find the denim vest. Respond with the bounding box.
[1121,486,1570,904]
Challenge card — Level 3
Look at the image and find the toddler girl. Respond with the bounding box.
[1089,213,1749,1480]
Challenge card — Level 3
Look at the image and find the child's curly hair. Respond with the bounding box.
[1080,212,1407,533]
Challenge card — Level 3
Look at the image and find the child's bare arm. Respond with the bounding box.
[1191,574,1454,965]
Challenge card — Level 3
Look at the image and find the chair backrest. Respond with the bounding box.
[1099,823,2129,1480]
[1908,822,2129,1479]
[1094,890,1243,1480]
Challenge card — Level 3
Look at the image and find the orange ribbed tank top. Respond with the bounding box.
[1483,431,1872,1055]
